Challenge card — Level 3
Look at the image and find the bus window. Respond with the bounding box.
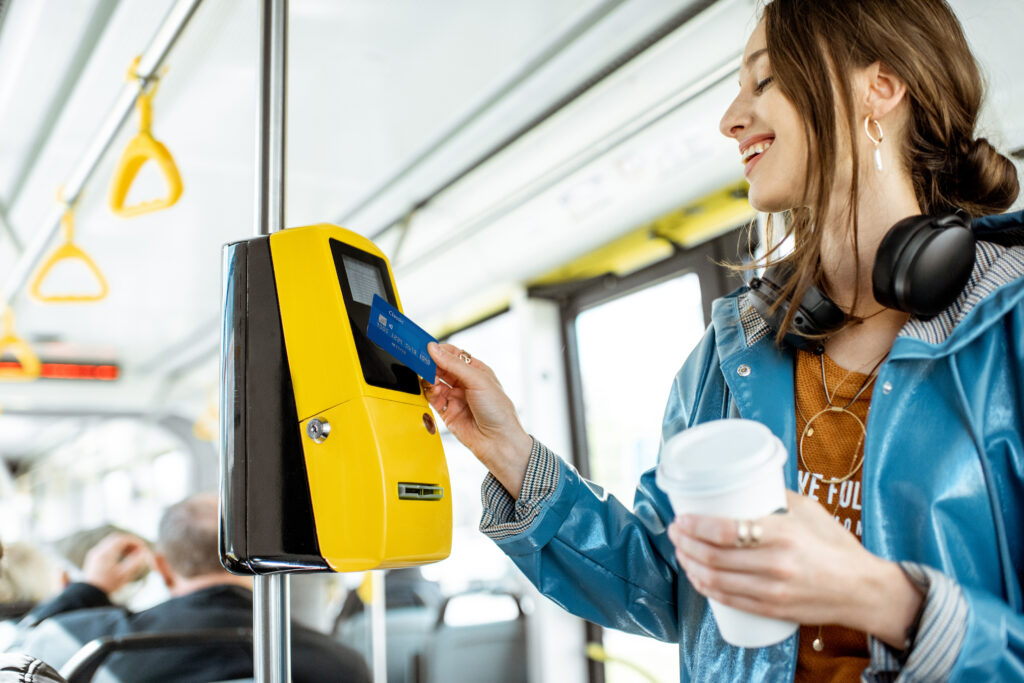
[428,311,527,594]
[574,271,705,683]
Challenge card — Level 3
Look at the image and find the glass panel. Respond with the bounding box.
[574,272,706,683]
[425,312,527,594]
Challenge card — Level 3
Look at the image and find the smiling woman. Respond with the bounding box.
[0,0,1022,681]
[420,0,1024,681]
[735,0,1019,340]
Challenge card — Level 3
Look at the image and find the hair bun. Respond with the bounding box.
[954,137,1020,215]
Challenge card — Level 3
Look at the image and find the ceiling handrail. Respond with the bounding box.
[108,56,183,217]
[358,0,723,241]
[0,0,203,312]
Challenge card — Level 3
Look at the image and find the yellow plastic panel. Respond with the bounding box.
[299,375,451,571]
[271,224,451,570]
[269,224,403,420]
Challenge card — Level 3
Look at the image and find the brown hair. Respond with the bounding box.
[757,0,1019,340]
[157,492,224,578]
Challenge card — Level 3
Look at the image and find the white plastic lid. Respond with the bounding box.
[656,419,786,496]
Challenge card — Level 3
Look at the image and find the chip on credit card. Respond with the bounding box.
[367,294,438,384]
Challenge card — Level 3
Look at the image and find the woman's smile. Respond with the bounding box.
[740,134,775,177]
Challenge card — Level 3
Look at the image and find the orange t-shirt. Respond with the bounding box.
[793,350,872,682]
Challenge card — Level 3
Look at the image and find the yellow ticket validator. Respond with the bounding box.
[220,224,452,574]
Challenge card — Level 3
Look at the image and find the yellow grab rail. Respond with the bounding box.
[30,206,109,303]
[108,56,183,217]
[0,307,41,382]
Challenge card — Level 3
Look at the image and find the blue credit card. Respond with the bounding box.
[366,294,437,384]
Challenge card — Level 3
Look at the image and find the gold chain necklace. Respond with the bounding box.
[798,353,884,485]
[798,352,886,652]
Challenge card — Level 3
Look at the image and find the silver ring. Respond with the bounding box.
[458,350,472,365]
[735,519,752,548]
[749,522,763,547]
[440,400,448,413]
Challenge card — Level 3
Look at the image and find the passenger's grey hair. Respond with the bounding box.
[157,492,223,578]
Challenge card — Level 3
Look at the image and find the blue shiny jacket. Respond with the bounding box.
[489,213,1024,681]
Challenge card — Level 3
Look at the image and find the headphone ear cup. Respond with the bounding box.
[872,215,929,310]
[873,214,975,317]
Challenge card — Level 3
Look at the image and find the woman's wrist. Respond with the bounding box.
[485,429,534,500]
[855,557,925,648]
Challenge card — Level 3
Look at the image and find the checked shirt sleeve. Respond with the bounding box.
[479,438,560,541]
[861,562,968,683]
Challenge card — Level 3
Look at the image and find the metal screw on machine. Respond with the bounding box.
[307,418,331,443]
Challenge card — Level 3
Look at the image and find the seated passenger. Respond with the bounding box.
[15,493,370,683]
[0,541,66,615]
[0,541,68,683]
[0,541,67,650]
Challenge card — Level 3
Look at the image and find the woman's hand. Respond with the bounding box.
[667,490,923,647]
[423,342,533,498]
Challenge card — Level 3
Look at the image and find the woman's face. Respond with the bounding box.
[719,21,809,213]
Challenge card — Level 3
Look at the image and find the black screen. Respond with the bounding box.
[329,239,420,395]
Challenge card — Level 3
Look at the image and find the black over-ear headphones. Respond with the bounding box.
[748,212,976,353]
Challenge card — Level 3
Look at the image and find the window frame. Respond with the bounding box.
[527,227,750,683]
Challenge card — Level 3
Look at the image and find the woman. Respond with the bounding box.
[423,0,1023,680]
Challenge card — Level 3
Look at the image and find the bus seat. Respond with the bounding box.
[416,591,527,683]
[335,606,436,682]
[58,628,252,683]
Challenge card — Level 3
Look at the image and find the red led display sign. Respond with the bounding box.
[0,361,120,380]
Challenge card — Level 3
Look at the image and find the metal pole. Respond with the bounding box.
[252,1,290,683]
[0,202,22,254]
[0,0,203,310]
[254,574,291,683]
[336,0,628,225]
[370,571,388,683]
[363,0,722,241]
[394,55,740,274]
[255,0,288,238]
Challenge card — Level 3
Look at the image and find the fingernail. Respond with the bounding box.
[676,515,695,532]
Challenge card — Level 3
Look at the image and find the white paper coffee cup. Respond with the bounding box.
[656,418,797,648]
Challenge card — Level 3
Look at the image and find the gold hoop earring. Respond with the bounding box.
[864,116,884,172]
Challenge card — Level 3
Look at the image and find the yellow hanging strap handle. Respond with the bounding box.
[0,307,41,382]
[30,204,109,303]
[108,56,183,217]
[192,388,219,441]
